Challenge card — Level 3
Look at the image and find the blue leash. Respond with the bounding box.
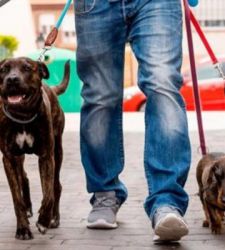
[56,0,73,29]
[39,0,73,61]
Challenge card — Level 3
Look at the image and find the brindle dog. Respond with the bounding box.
[196,153,225,234]
[0,57,70,240]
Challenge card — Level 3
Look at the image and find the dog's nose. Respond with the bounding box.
[6,75,20,85]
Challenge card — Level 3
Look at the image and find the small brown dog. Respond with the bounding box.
[196,153,225,234]
[0,57,70,240]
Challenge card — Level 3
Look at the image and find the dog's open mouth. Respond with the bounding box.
[6,94,29,104]
[4,93,30,105]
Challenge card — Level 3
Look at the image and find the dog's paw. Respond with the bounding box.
[15,227,33,240]
[211,224,222,234]
[202,220,209,227]
[36,222,48,234]
[49,217,60,228]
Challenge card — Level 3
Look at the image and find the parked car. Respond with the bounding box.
[123,60,225,111]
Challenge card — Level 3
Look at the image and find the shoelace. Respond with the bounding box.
[93,196,119,208]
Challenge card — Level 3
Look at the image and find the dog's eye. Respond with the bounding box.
[23,65,32,72]
[0,66,9,74]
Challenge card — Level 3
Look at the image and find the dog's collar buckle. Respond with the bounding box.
[2,105,38,124]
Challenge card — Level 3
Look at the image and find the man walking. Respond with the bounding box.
[74,0,197,242]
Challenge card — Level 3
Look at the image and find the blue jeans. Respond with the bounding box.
[74,0,191,219]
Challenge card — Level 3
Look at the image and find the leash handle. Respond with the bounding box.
[183,0,207,155]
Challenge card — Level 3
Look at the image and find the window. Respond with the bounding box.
[183,61,225,82]
[196,64,221,80]
[193,0,225,28]
[39,14,55,36]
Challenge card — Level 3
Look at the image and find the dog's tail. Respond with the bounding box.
[52,60,70,95]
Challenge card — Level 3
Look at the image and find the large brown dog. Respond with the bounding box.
[0,57,70,240]
[196,153,225,234]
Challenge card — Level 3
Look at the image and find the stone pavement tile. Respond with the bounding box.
[0,243,31,250]
[112,242,225,250]
[29,245,112,250]
[1,131,225,250]
[63,238,127,247]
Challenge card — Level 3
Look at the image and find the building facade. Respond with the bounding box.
[29,0,225,85]
[184,0,225,62]
[194,0,225,28]
[0,0,36,56]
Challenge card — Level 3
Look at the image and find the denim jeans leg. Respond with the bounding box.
[129,0,191,218]
[74,0,128,204]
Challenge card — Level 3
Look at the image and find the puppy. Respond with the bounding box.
[196,153,225,234]
[0,57,70,240]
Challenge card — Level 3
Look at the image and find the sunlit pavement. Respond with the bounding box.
[65,111,225,132]
[0,112,225,250]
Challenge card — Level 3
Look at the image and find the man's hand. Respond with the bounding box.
[188,0,198,7]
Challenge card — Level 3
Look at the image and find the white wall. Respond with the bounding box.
[0,0,36,56]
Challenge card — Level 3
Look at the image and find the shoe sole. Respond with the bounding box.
[154,213,189,242]
[87,219,118,229]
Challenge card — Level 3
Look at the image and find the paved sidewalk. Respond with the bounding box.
[1,116,225,249]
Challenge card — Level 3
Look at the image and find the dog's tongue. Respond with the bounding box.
[7,95,23,104]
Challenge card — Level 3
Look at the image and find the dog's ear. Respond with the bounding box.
[0,59,6,69]
[0,60,6,77]
[212,163,224,182]
[38,62,49,79]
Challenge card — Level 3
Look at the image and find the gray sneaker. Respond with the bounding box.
[87,191,120,229]
[152,206,189,242]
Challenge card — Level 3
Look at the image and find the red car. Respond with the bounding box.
[123,60,225,111]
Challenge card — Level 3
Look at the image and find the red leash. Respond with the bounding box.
[183,0,207,155]
[189,10,225,80]
[189,10,218,65]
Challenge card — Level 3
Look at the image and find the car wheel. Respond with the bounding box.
[139,102,146,112]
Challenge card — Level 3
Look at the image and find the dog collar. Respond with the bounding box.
[2,105,38,124]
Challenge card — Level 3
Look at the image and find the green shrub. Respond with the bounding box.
[0,35,19,59]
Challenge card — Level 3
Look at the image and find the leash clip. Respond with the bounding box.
[214,63,225,80]
[38,46,51,62]
[37,27,57,62]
